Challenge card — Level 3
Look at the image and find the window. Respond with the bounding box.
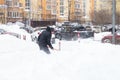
[60,6,64,16]
[60,2,64,5]
[47,5,51,10]
[52,9,56,14]
[39,5,42,10]
[19,3,22,7]
[75,4,80,9]
[25,0,30,9]
[6,1,12,7]
[8,12,20,18]
[14,0,19,7]
[8,12,12,17]
[60,0,64,5]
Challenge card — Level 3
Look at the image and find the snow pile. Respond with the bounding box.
[0,24,32,41]
[0,24,120,80]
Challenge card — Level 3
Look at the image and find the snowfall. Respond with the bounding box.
[0,23,120,80]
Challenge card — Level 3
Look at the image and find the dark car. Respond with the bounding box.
[73,25,86,31]
[55,25,75,40]
[55,25,94,40]
[101,31,120,44]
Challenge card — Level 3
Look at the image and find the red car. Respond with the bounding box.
[102,31,120,44]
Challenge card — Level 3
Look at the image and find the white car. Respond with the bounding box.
[31,30,41,42]
[0,29,6,34]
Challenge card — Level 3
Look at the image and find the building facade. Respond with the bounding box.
[69,0,82,23]
[89,0,94,23]
[56,0,69,22]
[2,0,119,25]
[0,0,7,24]
[116,0,120,13]
[0,0,85,25]
[6,0,24,22]
[81,0,91,23]
[116,0,120,24]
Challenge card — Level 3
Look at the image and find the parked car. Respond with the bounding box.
[85,26,92,31]
[92,26,101,33]
[55,25,75,40]
[0,29,7,35]
[101,31,120,44]
[55,25,94,40]
[0,28,20,38]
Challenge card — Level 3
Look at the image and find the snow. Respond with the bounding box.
[94,32,111,41]
[0,24,120,80]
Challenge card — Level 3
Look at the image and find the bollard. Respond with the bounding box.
[23,35,26,40]
[78,32,80,42]
[59,40,61,51]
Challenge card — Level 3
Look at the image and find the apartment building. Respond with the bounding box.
[69,0,82,22]
[37,0,42,21]
[56,0,82,22]
[81,0,91,23]
[0,0,7,24]
[56,0,69,22]
[89,0,94,23]
[51,0,57,21]
[31,0,41,21]
[116,0,120,24]
[5,0,120,25]
[1,0,89,25]
[45,0,56,21]
[116,0,120,13]
[38,0,56,21]
[6,0,24,22]
[41,0,46,20]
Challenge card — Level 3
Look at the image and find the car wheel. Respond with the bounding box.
[102,38,111,43]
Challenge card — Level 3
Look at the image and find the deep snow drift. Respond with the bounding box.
[0,23,120,80]
[0,34,120,80]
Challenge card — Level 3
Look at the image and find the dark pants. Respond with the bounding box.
[39,45,50,54]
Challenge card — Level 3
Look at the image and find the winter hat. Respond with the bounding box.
[46,26,51,32]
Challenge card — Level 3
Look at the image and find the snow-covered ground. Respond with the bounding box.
[0,24,120,80]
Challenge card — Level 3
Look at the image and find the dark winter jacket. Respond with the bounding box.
[38,26,53,49]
